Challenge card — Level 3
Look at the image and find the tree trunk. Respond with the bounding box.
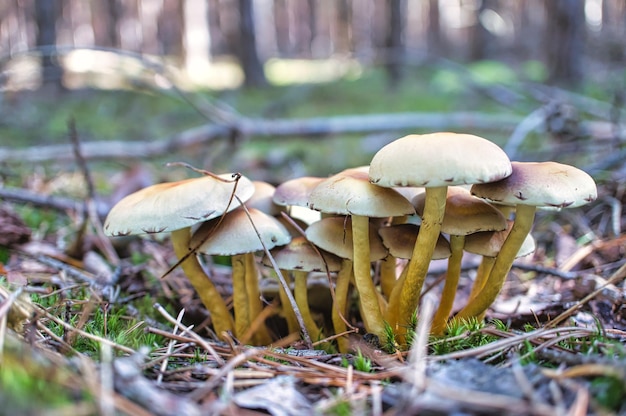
[545,0,585,86]
[34,0,63,92]
[91,0,121,47]
[469,0,496,61]
[158,0,185,59]
[237,0,267,88]
[385,0,404,88]
[427,0,445,57]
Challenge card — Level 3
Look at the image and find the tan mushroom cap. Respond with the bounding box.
[471,161,597,209]
[412,186,507,236]
[273,176,325,207]
[104,173,254,236]
[378,223,451,260]
[262,236,342,273]
[369,132,512,188]
[247,181,284,216]
[191,208,291,256]
[305,217,388,261]
[308,167,415,218]
[464,220,536,258]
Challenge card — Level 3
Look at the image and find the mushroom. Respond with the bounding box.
[456,161,597,320]
[413,186,507,334]
[378,222,451,333]
[273,176,325,224]
[463,221,536,306]
[262,236,342,339]
[369,132,512,339]
[308,167,414,340]
[306,216,388,352]
[191,207,291,344]
[104,173,254,339]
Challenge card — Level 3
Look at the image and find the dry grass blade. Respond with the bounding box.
[153,303,224,365]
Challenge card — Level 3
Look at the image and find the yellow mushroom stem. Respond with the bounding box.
[351,215,386,339]
[388,186,447,341]
[332,259,353,353]
[293,270,323,339]
[170,228,234,338]
[244,252,272,345]
[430,234,465,335]
[379,256,397,300]
[456,204,536,319]
[277,270,299,335]
[467,256,496,302]
[231,254,250,339]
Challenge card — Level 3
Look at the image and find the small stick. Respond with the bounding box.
[153,303,224,365]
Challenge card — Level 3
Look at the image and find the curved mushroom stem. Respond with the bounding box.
[467,256,496,303]
[332,259,353,353]
[391,186,447,341]
[171,228,234,339]
[277,270,299,335]
[456,204,536,319]
[384,262,408,334]
[231,254,250,339]
[430,234,464,335]
[293,270,323,340]
[351,215,386,339]
[379,256,397,300]
[244,252,272,345]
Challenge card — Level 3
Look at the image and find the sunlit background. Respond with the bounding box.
[1,0,623,90]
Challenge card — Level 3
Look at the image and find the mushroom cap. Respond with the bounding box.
[470,161,597,209]
[262,236,342,272]
[378,223,451,260]
[104,173,255,236]
[464,220,536,258]
[305,217,388,261]
[308,167,415,218]
[369,132,512,187]
[247,181,284,216]
[412,186,507,236]
[191,208,291,256]
[273,176,325,207]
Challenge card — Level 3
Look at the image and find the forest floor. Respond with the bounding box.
[1,60,625,415]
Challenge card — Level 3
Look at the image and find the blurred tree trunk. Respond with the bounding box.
[307,0,317,56]
[91,1,121,47]
[273,0,290,56]
[545,0,585,86]
[158,0,184,59]
[427,0,445,57]
[385,0,404,88]
[336,0,352,53]
[34,0,63,92]
[469,0,497,61]
[237,0,267,87]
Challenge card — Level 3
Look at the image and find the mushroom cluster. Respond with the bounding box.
[103,132,597,351]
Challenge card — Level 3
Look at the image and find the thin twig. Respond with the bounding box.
[153,303,224,365]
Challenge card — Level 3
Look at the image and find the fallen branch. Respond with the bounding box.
[0,112,524,162]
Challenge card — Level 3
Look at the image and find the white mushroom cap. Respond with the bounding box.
[464,220,536,258]
[262,236,342,272]
[470,161,598,209]
[104,173,254,236]
[273,176,325,207]
[308,167,415,218]
[305,217,388,261]
[378,223,451,260]
[191,208,291,256]
[369,132,512,187]
[247,181,284,216]
[412,186,507,236]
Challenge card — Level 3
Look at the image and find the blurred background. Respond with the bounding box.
[3,0,625,89]
[1,0,625,181]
